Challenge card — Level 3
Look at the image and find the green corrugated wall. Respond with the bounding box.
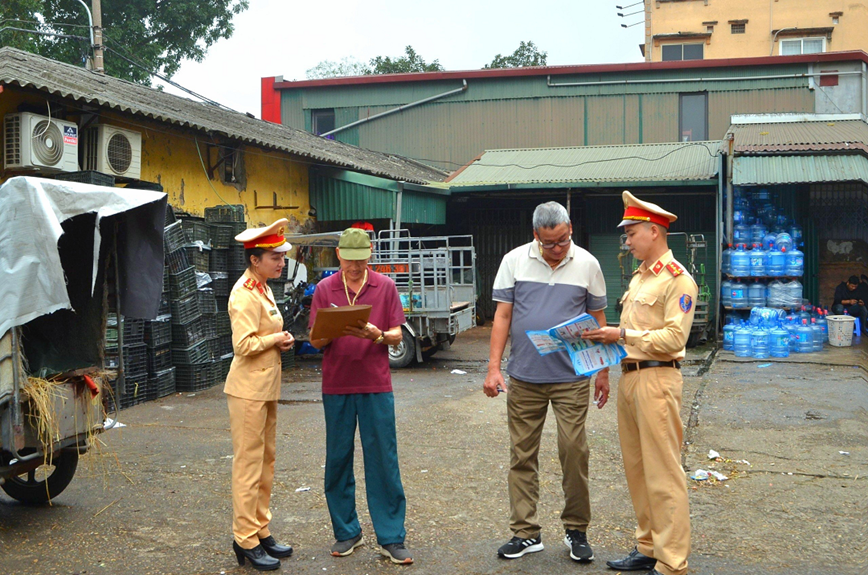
[309,172,446,225]
[585,192,717,325]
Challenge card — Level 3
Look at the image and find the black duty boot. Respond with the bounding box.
[233,541,280,571]
[259,536,293,558]
[605,547,656,571]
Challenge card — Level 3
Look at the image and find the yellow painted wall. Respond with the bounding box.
[0,88,313,233]
[646,0,868,61]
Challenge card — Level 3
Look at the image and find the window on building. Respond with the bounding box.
[679,93,708,142]
[221,147,242,184]
[780,37,826,55]
[731,23,746,34]
[311,109,336,135]
[661,43,704,61]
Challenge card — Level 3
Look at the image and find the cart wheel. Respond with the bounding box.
[389,327,416,369]
[1,448,79,505]
[686,331,702,349]
[476,311,487,327]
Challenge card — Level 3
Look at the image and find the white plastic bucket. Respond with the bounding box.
[827,315,855,347]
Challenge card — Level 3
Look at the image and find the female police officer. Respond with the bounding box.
[226,218,295,571]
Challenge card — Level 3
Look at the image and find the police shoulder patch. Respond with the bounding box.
[243,278,256,290]
[666,261,684,277]
[680,294,693,313]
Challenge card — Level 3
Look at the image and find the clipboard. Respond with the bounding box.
[310,305,372,340]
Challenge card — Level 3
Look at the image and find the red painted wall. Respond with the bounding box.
[260,76,281,123]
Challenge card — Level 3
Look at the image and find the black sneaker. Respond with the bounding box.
[497,535,544,559]
[564,529,594,562]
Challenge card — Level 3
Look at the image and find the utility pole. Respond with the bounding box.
[92,0,104,73]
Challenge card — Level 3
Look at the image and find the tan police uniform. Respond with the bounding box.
[617,192,697,575]
[225,219,291,550]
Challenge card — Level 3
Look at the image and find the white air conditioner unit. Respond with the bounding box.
[3,112,80,172]
[83,124,142,179]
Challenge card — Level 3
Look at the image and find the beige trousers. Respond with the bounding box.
[506,377,591,538]
[227,395,277,549]
[617,367,690,575]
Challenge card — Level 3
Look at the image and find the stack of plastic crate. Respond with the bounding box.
[144,315,174,400]
[105,314,147,409]
[205,205,245,384]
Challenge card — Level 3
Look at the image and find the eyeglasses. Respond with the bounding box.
[539,237,572,250]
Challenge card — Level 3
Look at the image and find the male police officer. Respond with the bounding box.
[583,191,697,575]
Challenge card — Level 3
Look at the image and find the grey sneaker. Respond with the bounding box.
[331,533,363,557]
[380,542,414,564]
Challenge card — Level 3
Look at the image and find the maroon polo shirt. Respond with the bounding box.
[309,270,406,395]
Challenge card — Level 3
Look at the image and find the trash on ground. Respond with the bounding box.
[295,487,311,492]
[735,459,751,466]
[691,469,728,482]
[451,369,467,375]
[708,449,720,459]
[104,417,126,429]
[757,363,773,368]
[839,451,850,455]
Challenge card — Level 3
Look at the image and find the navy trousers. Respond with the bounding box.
[322,392,406,545]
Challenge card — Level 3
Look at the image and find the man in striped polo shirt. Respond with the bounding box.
[483,201,610,563]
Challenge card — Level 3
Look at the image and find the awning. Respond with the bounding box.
[447,142,721,192]
[310,168,449,225]
[732,154,868,186]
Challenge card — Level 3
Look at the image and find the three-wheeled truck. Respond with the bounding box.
[283,229,477,369]
[0,176,166,503]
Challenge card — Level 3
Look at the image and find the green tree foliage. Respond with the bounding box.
[306,56,370,80]
[485,41,547,69]
[1,0,44,53]
[1,0,248,85]
[368,45,444,74]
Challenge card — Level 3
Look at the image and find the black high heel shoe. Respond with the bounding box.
[259,535,293,558]
[233,541,280,571]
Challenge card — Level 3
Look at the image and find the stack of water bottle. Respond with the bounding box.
[721,231,804,310]
[722,306,830,358]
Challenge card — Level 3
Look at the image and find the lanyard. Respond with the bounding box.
[342,268,368,306]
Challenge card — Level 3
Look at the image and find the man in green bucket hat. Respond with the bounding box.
[309,227,414,565]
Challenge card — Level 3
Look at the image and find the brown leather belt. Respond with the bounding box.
[621,360,681,372]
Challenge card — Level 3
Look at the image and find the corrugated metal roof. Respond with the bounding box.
[273,51,868,88]
[733,154,868,186]
[0,47,447,185]
[730,118,868,154]
[446,142,720,187]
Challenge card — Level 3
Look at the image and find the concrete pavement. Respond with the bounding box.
[1,327,865,575]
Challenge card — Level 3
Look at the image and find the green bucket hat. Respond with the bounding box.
[338,227,372,260]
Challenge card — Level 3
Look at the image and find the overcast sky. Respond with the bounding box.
[156,0,647,117]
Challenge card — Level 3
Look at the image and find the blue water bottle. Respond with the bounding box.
[749,244,766,277]
[790,223,803,248]
[797,319,814,353]
[722,244,733,275]
[723,317,736,351]
[731,280,749,309]
[721,279,732,307]
[731,244,750,277]
[734,322,752,357]
[811,318,824,352]
[748,281,766,308]
[751,326,770,359]
[785,246,804,277]
[769,322,790,358]
[767,245,785,277]
[816,310,829,343]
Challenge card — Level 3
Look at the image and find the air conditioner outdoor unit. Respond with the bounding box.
[3,112,80,172]
[83,124,142,179]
